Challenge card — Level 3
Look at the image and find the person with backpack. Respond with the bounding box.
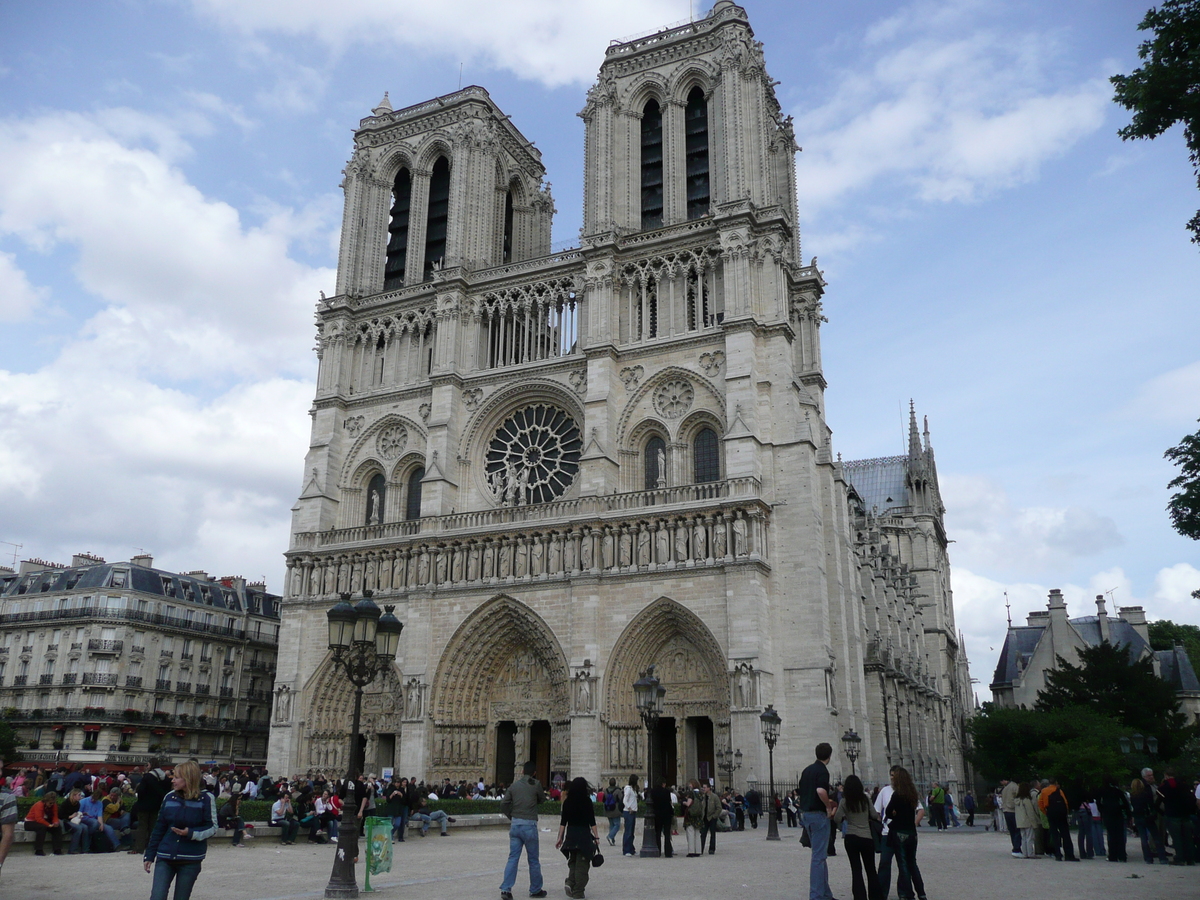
[602,779,621,846]
[1039,777,1077,861]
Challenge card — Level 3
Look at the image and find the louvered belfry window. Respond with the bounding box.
[384,167,412,290]
[641,100,664,230]
[503,190,515,263]
[424,157,451,279]
[685,87,710,220]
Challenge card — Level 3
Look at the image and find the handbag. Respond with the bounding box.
[800,824,811,847]
[590,851,604,868]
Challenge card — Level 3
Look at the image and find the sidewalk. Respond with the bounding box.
[4,820,1195,900]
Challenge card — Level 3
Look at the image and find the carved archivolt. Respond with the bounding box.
[338,413,427,487]
[617,365,724,447]
[303,652,404,772]
[431,595,570,724]
[604,597,729,727]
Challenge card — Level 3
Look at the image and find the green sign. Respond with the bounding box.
[363,816,393,892]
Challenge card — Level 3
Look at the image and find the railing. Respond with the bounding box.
[125,676,142,688]
[246,689,269,702]
[199,655,212,664]
[0,607,279,642]
[70,642,82,650]
[155,678,172,691]
[180,653,193,661]
[82,673,118,686]
[38,673,54,685]
[296,477,764,550]
[195,685,210,695]
[87,639,123,653]
[21,646,32,653]
[245,662,272,674]
[61,673,77,685]
[0,647,8,654]
[3,707,269,732]
[13,675,27,685]
[219,686,234,698]
[160,650,174,657]
[46,643,58,651]
[131,645,145,655]
[175,682,191,693]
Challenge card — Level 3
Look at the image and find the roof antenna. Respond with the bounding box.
[1005,591,1011,628]
[0,540,21,568]
[458,62,463,90]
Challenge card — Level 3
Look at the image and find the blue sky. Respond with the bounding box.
[0,0,1197,697]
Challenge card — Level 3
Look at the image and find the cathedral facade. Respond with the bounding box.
[268,1,973,793]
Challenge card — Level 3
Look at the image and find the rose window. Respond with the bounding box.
[486,404,582,505]
[376,425,408,460]
[653,378,694,419]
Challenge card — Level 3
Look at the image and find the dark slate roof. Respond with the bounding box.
[991,627,1045,687]
[842,455,909,514]
[1068,616,1150,657]
[1156,647,1200,692]
[1,560,279,620]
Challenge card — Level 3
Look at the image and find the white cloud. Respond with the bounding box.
[1126,360,1200,426]
[0,250,44,321]
[1151,563,1200,623]
[189,0,692,87]
[793,3,1109,218]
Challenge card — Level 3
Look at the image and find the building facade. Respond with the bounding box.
[990,590,1200,721]
[270,1,972,792]
[0,554,280,769]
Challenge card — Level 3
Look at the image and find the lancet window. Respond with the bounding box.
[480,277,580,369]
[619,248,721,344]
[405,467,425,520]
[348,310,437,393]
[502,190,515,264]
[644,437,667,491]
[640,100,664,230]
[684,88,710,220]
[424,156,451,279]
[384,167,412,290]
[693,428,720,483]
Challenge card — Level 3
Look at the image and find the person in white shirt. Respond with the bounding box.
[874,767,925,900]
[621,775,639,857]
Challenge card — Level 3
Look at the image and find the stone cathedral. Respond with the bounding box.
[269,1,974,793]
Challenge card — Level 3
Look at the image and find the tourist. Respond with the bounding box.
[219,785,246,847]
[499,760,548,900]
[1039,777,1076,861]
[999,777,1021,857]
[1159,767,1196,866]
[143,759,217,900]
[131,759,171,855]
[1014,782,1039,859]
[602,779,621,847]
[962,790,975,827]
[1097,774,1131,862]
[81,787,118,851]
[834,775,882,900]
[798,742,837,900]
[649,778,674,857]
[682,779,702,857]
[1129,772,1167,863]
[411,795,457,836]
[0,762,14,878]
[928,782,946,831]
[883,767,926,900]
[745,784,762,829]
[555,776,600,899]
[270,792,300,844]
[621,774,639,857]
[697,781,721,855]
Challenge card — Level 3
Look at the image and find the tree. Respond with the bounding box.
[0,720,17,763]
[1164,419,1200,539]
[1148,618,1200,674]
[1036,641,1194,759]
[1111,0,1200,245]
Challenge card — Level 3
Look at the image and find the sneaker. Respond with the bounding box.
[624,852,635,857]
[1011,851,1022,858]
[501,894,513,900]
[530,892,548,898]
[447,816,457,823]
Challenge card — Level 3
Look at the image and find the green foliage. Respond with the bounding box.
[1035,641,1193,758]
[0,720,18,763]
[1164,419,1200,540]
[1148,618,1200,674]
[1111,1,1200,244]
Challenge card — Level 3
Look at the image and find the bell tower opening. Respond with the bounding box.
[424,156,451,279]
[640,99,664,230]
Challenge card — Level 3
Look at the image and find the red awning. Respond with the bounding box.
[121,727,137,734]
[174,730,187,737]
[82,725,101,733]
[152,729,166,736]
[52,724,65,731]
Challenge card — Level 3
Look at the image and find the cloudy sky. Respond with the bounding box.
[1,0,1197,698]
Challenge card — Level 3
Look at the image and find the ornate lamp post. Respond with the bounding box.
[840,728,862,777]
[760,704,781,841]
[324,591,404,899]
[633,666,665,858]
[716,745,743,789]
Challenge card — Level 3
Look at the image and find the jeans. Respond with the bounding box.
[606,816,620,844]
[699,819,717,853]
[1075,810,1093,858]
[1091,818,1106,857]
[621,811,636,855]
[271,818,299,843]
[64,820,88,853]
[391,806,409,840]
[1134,814,1166,862]
[416,809,450,835]
[1003,811,1020,854]
[654,811,673,856]
[1047,812,1075,860]
[500,818,542,894]
[890,830,925,899]
[150,859,203,900]
[1164,815,1195,865]
[802,811,832,900]
[845,833,881,900]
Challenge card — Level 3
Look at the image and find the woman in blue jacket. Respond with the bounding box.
[143,760,217,900]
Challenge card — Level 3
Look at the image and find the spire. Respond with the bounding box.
[923,415,932,454]
[372,92,393,116]
[907,399,921,461]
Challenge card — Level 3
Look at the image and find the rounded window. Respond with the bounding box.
[486,404,582,505]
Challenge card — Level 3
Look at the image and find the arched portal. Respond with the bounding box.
[430,595,570,786]
[303,652,405,776]
[605,597,729,787]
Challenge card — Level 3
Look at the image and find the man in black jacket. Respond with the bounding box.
[649,779,674,857]
[129,759,170,854]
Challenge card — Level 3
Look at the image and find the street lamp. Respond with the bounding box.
[760,704,781,841]
[1118,733,1159,758]
[633,665,664,858]
[716,745,743,788]
[841,729,862,777]
[324,590,403,899]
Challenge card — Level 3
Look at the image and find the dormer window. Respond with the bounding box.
[641,100,664,230]
[384,167,412,290]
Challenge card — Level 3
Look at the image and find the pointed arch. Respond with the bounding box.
[605,597,729,726]
[431,594,570,723]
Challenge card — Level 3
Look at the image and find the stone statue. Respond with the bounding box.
[655,526,669,564]
[364,556,377,591]
[451,546,464,582]
[656,447,666,489]
[499,542,512,578]
[530,538,544,576]
[577,676,592,713]
[713,519,728,558]
[483,542,496,579]
[467,544,481,581]
[274,684,292,723]
[733,516,748,557]
[693,520,707,560]
[406,681,422,718]
[674,525,688,563]
[435,548,448,583]
[503,461,520,506]
[515,540,528,577]
[637,528,651,566]
[417,550,430,584]
[580,532,594,569]
[737,665,755,707]
[378,555,392,590]
[548,535,562,574]
[618,529,632,567]
[602,529,615,568]
[368,489,382,525]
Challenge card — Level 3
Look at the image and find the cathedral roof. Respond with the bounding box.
[842,455,909,514]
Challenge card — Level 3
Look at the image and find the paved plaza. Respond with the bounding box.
[5,821,1196,900]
